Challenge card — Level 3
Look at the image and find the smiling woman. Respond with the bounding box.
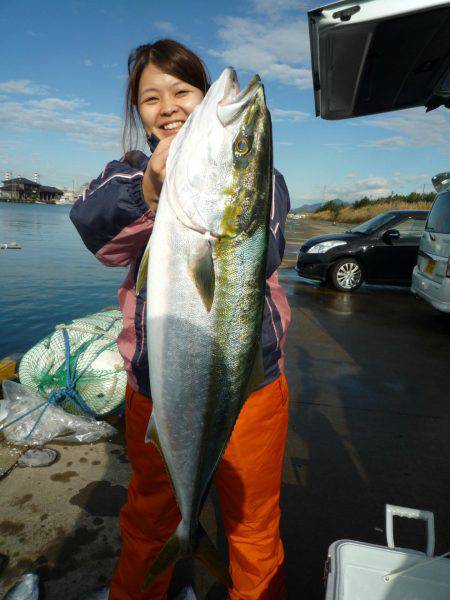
[123,39,210,151]
[121,40,211,213]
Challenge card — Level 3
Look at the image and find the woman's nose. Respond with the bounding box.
[160,99,178,116]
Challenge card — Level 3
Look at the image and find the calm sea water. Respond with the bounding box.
[0,203,127,359]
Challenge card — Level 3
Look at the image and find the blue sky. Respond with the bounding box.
[1,0,449,207]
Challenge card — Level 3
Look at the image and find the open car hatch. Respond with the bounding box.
[308,0,450,119]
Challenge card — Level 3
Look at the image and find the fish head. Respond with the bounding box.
[165,67,272,238]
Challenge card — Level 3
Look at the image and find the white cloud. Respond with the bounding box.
[0,94,122,152]
[0,80,49,96]
[26,97,89,111]
[84,58,93,67]
[360,136,407,149]
[154,20,177,33]
[102,62,119,69]
[360,107,450,148]
[293,173,429,203]
[271,108,309,122]
[210,15,311,89]
[251,0,311,14]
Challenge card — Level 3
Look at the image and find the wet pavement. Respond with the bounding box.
[279,268,450,599]
[0,219,449,599]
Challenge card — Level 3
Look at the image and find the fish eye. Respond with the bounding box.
[234,135,250,157]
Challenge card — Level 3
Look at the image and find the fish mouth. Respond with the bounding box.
[217,68,262,126]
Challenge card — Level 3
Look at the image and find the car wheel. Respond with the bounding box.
[329,258,363,292]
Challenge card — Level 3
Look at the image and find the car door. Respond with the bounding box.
[308,0,450,120]
[368,216,427,282]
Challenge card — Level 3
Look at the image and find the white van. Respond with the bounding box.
[411,173,450,313]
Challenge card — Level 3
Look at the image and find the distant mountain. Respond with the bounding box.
[292,198,349,213]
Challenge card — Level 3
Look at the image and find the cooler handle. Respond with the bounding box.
[385,504,435,557]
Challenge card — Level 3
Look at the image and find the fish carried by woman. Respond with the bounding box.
[136,66,273,589]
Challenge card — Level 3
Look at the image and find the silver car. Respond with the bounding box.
[411,174,450,313]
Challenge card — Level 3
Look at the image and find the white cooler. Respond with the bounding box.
[324,505,450,599]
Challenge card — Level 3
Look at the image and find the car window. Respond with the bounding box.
[351,212,395,234]
[395,217,427,238]
[426,192,450,234]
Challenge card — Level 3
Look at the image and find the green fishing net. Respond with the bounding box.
[18,309,126,417]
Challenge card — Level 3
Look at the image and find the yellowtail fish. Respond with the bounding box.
[137,66,273,589]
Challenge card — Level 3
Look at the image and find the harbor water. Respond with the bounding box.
[0,203,127,359]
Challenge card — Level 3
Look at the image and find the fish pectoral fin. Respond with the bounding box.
[245,342,265,397]
[189,241,215,312]
[136,246,150,295]
[194,523,232,588]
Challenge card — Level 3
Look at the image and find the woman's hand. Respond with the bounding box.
[142,136,175,212]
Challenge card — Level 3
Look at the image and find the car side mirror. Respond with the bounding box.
[383,229,400,242]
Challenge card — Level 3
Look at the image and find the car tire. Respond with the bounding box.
[329,258,363,292]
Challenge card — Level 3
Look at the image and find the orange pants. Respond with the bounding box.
[109,374,289,600]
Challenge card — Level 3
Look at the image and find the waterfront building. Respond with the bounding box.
[0,177,63,203]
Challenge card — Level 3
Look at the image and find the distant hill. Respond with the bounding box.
[292,199,349,213]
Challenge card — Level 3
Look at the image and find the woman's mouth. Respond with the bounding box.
[161,120,184,131]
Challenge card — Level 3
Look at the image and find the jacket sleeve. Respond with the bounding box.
[69,155,155,267]
[266,169,291,278]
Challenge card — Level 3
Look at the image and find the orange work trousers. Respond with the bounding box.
[109,374,289,600]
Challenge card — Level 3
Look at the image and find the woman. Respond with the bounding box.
[70,39,291,600]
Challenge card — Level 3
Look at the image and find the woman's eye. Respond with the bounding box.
[177,90,188,96]
[145,97,157,103]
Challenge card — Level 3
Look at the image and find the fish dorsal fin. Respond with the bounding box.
[189,240,215,312]
[136,246,150,295]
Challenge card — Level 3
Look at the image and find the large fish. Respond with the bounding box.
[136,67,273,589]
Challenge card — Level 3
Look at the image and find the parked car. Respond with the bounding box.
[296,211,428,292]
[411,173,450,312]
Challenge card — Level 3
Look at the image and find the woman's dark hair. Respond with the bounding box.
[123,38,211,153]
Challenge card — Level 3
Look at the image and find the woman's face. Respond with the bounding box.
[138,63,205,140]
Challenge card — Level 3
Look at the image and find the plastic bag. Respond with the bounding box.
[0,380,117,446]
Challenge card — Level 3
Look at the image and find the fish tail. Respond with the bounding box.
[141,522,232,591]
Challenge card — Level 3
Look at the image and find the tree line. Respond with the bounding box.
[316,192,435,219]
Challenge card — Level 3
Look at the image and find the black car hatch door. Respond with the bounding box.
[308,0,450,119]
